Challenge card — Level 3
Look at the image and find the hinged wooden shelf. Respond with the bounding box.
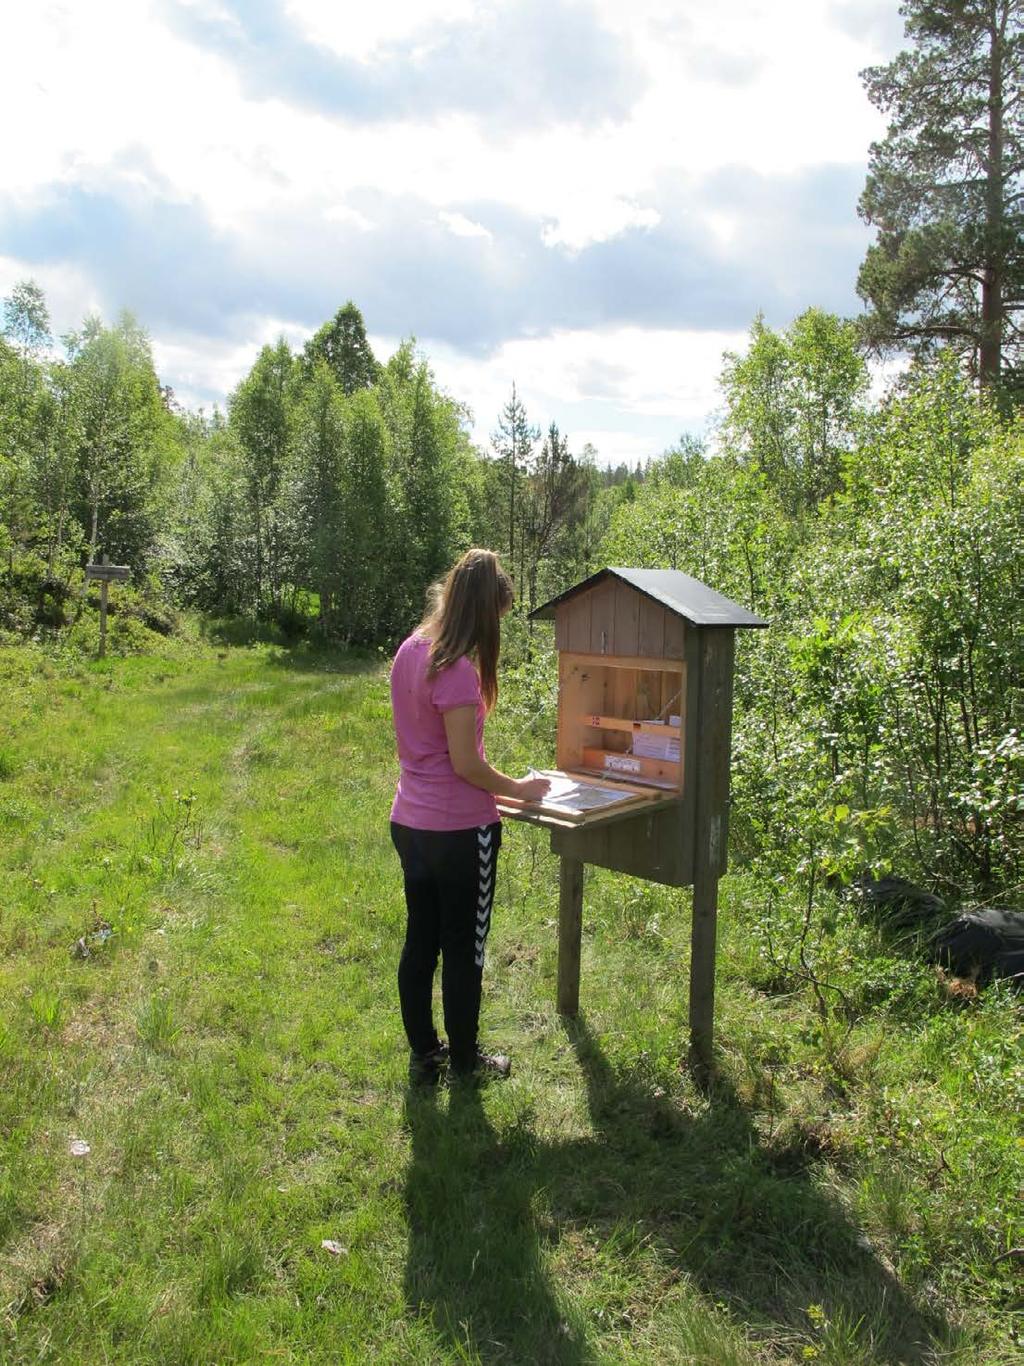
[496,769,678,831]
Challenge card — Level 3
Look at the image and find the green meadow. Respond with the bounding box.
[0,631,1020,1365]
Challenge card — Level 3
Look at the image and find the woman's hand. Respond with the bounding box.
[515,775,551,803]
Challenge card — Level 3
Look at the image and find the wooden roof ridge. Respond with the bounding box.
[529,566,768,629]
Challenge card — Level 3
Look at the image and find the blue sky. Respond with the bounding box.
[0,0,905,465]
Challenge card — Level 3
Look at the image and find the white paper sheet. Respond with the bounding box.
[526,769,639,814]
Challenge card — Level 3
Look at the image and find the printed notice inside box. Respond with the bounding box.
[632,715,680,762]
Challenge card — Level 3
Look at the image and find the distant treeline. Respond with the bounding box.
[0,289,634,640]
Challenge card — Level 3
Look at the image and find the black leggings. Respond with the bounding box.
[391,820,502,1071]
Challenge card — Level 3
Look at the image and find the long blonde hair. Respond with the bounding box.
[420,549,513,712]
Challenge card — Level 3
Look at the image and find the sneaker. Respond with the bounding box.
[449,1049,512,1084]
[409,1042,449,1086]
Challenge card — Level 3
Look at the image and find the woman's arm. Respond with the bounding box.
[443,706,550,802]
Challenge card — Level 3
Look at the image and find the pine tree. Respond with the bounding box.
[857,0,1023,392]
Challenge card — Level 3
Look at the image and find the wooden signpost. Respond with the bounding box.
[84,555,130,658]
[497,567,767,1074]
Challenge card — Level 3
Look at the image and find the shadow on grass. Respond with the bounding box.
[403,1018,955,1364]
[196,615,385,677]
[199,616,294,648]
[263,643,383,676]
[404,1082,597,1365]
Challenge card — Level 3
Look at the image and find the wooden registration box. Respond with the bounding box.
[499,567,767,888]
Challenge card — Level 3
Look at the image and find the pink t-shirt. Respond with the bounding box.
[389,633,500,831]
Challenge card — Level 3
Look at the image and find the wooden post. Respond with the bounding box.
[98,555,109,659]
[687,630,733,1078]
[688,836,719,1076]
[85,557,130,659]
[557,855,584,1015]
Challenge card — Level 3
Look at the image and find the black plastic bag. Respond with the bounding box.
[931,908,1024,988]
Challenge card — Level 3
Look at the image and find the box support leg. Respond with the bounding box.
[557,855,584,1016]
[688,859,718,1080]
[688,627,732,1083]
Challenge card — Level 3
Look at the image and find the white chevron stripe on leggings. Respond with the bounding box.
[475,827,495,967]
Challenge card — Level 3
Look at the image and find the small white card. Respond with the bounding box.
[603,753,642,774]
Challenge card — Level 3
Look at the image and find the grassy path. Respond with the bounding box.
[0,641,1019,1363]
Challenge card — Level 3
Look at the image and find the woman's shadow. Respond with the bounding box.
[403,1080,597,1365]
[403,1017,954,1364]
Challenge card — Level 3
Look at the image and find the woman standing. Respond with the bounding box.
[390,549,549,1084]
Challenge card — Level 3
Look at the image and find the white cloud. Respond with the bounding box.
[324,203,374,230]
[438,210,493,240]
[2,1,893,222]
[284,0,479,62]
[541,199,661,253]
[590,0,894,174]
[702,210,739,248]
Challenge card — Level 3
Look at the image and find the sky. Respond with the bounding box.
[0,0,907,466]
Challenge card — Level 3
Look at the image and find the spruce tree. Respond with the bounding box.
[490,383,538,592]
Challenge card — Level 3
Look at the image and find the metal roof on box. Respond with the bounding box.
[529,567,768,629]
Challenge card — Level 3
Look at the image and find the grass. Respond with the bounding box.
[0,631,1020,1363]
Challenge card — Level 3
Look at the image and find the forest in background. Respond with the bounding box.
[1,285,1020,918]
